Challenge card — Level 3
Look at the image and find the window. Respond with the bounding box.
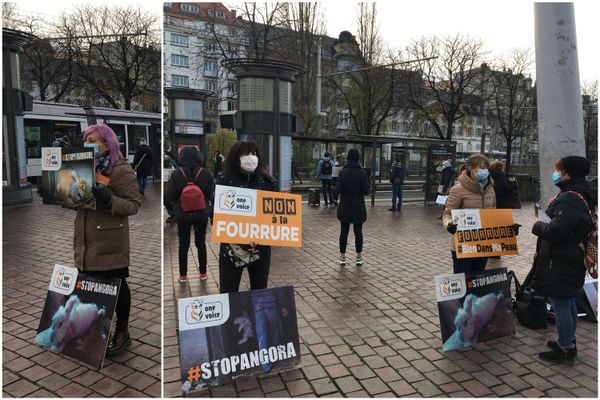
[171,54,189,67]
[227,46,239,57]
[337,111,350,129]
[174,99,203,121]
[181,4,199,12]
[208,9,214,16]
[204,60,217,75]
[227,81,236,95]
[171,34,188,47]
[279,81,292,113]
[228,27,236,37]
[390,120,399,132]
[207,98,218,111]
[227,100,237,111]
[171,74,189,87]
[164,3,172,7]
[216,11,225,18]
[204,42,218,54]
[205,79,218,92]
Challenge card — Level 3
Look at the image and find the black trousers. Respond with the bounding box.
[219,245,271,293]
[340,222,363,254]
[115,279,131,327]
[178,220,208,275]
[451,251,487,274]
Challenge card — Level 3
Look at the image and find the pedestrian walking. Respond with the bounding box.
[77,124,141,355]
[291,159,303,184]
[332,154,342,205]
[442,154,497,274]
[216,141,276,293]
[164,146,215,283]
[214,149,224,176]
[532,156,597,364]
[335,148,369,266]
[437,160,455,218]
[389,156,406,211]
[315,152,334,206]
[132,138,153,195]
[489,160,513,209]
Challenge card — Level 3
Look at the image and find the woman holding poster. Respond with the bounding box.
[442,154,496,273]
[216,141,276,293]
[76,124,141,355]
[532,156,597,364]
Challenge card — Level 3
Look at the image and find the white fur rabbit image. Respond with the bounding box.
[454,292,504,344]
[56,167,89,203]
[50,295,105,352]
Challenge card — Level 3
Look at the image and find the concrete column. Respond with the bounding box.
[534,3,585,206]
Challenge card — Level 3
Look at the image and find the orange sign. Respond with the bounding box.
[452,209,518,259]
[211,185,302,247]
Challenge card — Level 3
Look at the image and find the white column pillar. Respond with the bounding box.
[534,3,585,206]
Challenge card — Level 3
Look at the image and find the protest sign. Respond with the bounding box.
[178,286,301,391]
[35,264,121,370]
[41,147,96,209]
[211,185,302,247]
[435,268,514,352]
[451,209,518,259]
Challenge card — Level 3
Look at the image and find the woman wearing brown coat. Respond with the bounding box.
[77,124,141,355]
[442,154,496,274]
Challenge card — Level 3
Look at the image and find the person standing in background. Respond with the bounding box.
[388,156,405,212]
[132,138,153,195]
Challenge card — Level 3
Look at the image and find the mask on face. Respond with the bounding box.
[552,170,562,185]
[476,168,489,183]
[240,155,258,173]
[84,142,100,158]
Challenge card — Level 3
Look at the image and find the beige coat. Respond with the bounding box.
[74,159,141,271]
[442,171,496,251]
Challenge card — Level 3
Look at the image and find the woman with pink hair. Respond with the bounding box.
[76,124,140,355]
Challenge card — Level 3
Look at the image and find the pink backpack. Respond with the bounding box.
[179,168,206,212]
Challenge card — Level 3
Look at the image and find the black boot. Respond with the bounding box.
[547,340,577,356]
[107,320,131,356]
[539,347,576,364]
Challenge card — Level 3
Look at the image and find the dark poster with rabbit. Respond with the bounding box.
[41,147,96,209]
[35,264,120,370]
[435,267,514,352]
[177,286,300,392]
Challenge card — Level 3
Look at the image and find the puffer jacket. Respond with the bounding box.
[74,158,141,271]
[531,177,597,298]
[442,170,496,251]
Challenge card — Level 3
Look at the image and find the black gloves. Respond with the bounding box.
[447,223,457,234]
[512,223,521,236]
[92,186,112,209]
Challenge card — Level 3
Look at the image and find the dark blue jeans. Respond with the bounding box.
[137,175,147,192]
[548,296,577,349]
[253,292,281,373]
[451,251,487,274]
[391,183,403,210]
[321,179,333,205]
[178,220,208,275]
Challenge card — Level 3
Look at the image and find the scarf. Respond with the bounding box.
[96,154,111,174]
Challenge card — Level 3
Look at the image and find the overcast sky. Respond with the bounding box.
[12,0,599,82]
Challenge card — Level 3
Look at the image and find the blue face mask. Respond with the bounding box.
[476,168,489,183]
[84,142,100,157]
[552,170,562,185]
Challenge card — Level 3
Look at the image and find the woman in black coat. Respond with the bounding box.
[532,155,596,364]
[489,160,512,209]
[334,148,369,266]
[132,139,153,194]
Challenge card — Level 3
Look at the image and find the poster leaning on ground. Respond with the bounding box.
[35,264,121,370]
[178,286,301,392]
[435,267,514,352]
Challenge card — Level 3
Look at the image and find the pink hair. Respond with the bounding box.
[83,124,122,166]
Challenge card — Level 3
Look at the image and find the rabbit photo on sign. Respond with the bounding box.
[454,292,504,344]
[56,167,89,203]
[49,295,106,352]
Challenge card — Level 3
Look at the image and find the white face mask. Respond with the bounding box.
[240,154,258,173]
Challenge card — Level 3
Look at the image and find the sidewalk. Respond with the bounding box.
[3,183,162,398]
[164,202,597,397]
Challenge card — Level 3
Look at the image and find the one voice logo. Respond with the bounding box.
[49,264,78,295]
[218,190,253,213]
[41,148,62,170]
[440,278,463,297]
[185,299,224,325]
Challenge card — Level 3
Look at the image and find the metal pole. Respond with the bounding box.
[315,41,323,137]
[534,3,585,206]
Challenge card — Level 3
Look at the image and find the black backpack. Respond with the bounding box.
[507,267,548,329]
[320,160,332,175]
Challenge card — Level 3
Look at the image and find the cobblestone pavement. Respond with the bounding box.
[164,202,597,398]
[3,183,161,398]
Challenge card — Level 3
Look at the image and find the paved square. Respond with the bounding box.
[165,201,597,397]
[3,183,161,397]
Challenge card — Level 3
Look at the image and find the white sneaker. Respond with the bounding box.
[339,254,346,266]
[356,255,363,266]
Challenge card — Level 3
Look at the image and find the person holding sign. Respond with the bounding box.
[532,156,597,364]
[442,154,497,273]
[216,141,276,293]
[77,124,141,355]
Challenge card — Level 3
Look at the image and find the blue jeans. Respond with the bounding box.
[321,179,333,204]
[391,183,403,210]
[253,292,281,373]
[548,296,577,349]
[137,175,147,192]
[451,251,487,274]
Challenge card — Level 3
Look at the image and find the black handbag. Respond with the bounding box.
[507,269,548,329]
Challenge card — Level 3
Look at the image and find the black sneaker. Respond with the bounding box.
[539,347,576,364]
[388,208,396,211]
[547,340,577,356]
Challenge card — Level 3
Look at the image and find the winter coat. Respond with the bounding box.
[133,144,153,178]
[531,177,597,298]
[74,158,140,271]
[390,162,405,185]
[490,170,512,209]
[164,148,215,224]
[439,166,455,194]
[315,158,333,180]
[335,162,370,224]
[442,171,496,251]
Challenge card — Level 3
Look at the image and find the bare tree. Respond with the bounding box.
[2,2,20,30]
[404,34,489,140]
[488,49,536,174]
[582,79,598,162]
[56,5,160,110]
